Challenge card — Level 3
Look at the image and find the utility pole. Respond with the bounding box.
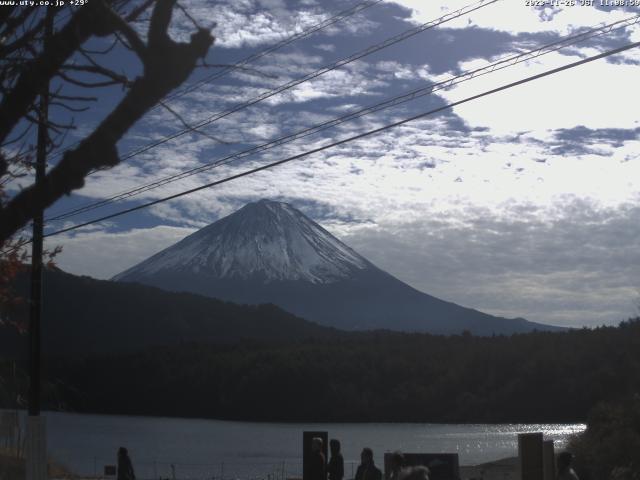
[26,8,53,480]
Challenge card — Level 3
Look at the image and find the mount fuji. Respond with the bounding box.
[113,199,560,335]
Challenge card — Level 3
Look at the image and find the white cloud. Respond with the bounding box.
[437,46,640,134]
[315,43,336,52]
[170,0,379,49]
[173,0,330,48]
[387,0,633,35]
[49,226,196,280]
[338,197,640,327]
[39,0,640,330]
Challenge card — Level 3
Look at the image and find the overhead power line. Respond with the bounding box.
[45,13,640,223]
[108,0,502,164]
[40,0,498,183]
[160,0,384,105]
[46,0,384,161]
[37,39,640,240]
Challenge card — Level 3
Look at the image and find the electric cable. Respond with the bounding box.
[45,13,640,222]
[95,0,502,167]
[45,0,384,161]
[36,39,640,240]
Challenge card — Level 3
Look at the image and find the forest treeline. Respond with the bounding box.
[4,318,635,423]
[1,268,337,357]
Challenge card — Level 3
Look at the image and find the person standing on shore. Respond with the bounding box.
[399,466,429,480]
[310,437,327,480]
[328,439,344,480]
[355,448,382,480]
[388,451,404,480]
[556,452,579,480]
[117,447,136,480]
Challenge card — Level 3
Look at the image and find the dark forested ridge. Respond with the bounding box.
[27,319,640,423]
[2,269,639,423]
[1,268,338,357]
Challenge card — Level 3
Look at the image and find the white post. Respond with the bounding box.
[26,415,47,480]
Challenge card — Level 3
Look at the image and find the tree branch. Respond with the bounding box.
[0,8,37,42]
[0,2,117,144]
[0,17,46,58]
[0,0,214,243]
[50,102,91,113]
[125,0,157,22]
[102,5,148,58]
[158,100,228,145]
[50,93,98,102]
[60,65,131,87]
[79,39,119,56]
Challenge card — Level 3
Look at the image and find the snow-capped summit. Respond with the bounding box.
[113,199,369,284]
[113,199,563,335]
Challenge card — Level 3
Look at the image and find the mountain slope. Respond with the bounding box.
[114,199,370,284]
[114,199,562,335]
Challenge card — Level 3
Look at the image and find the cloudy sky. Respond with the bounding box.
[11,0,640,328]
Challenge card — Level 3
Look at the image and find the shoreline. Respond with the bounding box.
[2,407,587,426]
[2,410,581,479]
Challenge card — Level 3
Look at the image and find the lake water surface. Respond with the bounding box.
[33,411,585,479]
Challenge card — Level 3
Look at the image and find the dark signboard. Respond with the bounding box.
[519,432,544,480]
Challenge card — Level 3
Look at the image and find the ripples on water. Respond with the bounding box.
[39,412,584,478]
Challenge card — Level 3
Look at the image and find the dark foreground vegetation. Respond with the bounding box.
[2,319,640,479]
[570,396,640,480]
[2,318,638,423]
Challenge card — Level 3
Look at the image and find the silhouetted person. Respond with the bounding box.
[309,437,326,480]
[118,447,136,480]
[556,452,579,480]
[328,439,344,480]
[388,451,404,480]
[355,448,382,480]
[399,466,429,480]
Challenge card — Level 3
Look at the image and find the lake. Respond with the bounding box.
[24,411,586,479]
